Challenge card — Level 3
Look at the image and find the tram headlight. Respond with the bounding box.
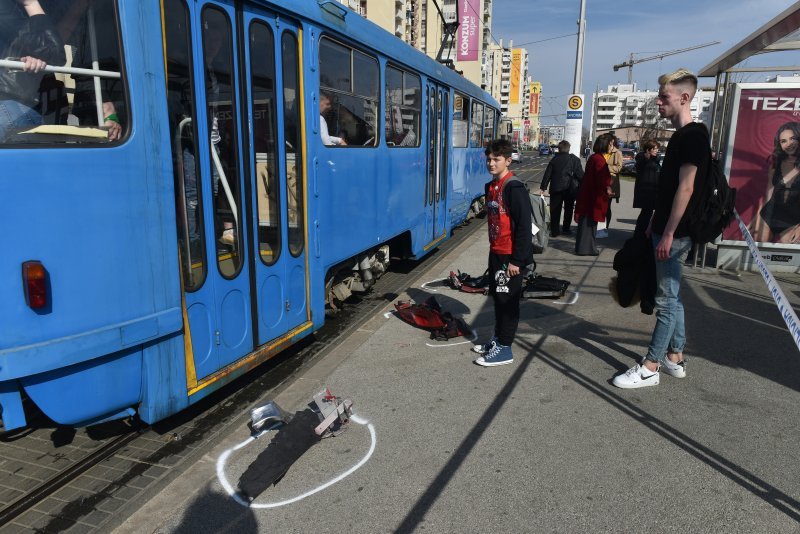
[22,261,47,310]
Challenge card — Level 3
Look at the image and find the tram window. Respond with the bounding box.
[164,0,206,290]
[203,7,243,279]
[282,32,305,257]
[319,37,378,147]
[249,21,280,266]
[470,101,484,148]
[0,0,128,146]
[483,107,496,145]
[452,93,469,148]
[385,66,420,148]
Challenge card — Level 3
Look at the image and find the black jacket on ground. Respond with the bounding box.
[485,177,534,268]
[633,152,660,210]
[540,152,584,194]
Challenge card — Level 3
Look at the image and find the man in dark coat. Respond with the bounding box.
[633,139,661,236]
[539,140,584,237]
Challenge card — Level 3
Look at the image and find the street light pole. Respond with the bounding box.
[573,0,586,93]
[564,0,587,154]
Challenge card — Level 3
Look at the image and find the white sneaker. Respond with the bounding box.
[596,229,608,238]
[612,363,660,389]
[661,357,686,378]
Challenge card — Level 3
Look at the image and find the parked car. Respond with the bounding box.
[621,148,635,162]
[538,144,550,156]
[511,148,522,162]
[621,158,637,176]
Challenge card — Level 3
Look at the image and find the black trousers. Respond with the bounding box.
[549,190,575,237]
[489,252,524,347]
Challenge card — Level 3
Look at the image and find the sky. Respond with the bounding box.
[490,0,800,124]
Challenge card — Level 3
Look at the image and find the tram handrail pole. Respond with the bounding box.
[87,6,105,127]
[0,60,120,79]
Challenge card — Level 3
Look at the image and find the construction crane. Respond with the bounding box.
[613,41,720,84]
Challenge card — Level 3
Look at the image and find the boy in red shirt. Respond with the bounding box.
[473,139,533,366]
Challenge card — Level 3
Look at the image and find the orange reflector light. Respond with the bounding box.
[22,261,47,309]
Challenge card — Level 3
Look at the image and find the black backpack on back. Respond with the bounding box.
[686,153,737,244]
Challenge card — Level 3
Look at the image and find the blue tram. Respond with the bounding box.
[0,0,499,430]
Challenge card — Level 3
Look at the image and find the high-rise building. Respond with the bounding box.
[339,0,494,89]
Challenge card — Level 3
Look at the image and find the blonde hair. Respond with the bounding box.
[658,68,698,97]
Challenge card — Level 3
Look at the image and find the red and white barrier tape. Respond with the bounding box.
[734,210,800,352]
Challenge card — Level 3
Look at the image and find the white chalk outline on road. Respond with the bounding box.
[216,414,376,509]
[420,278,448,292]
[553,290,579,305]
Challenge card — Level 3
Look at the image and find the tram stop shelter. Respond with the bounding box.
[699,2,800,272]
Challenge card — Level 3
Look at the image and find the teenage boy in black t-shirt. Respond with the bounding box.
[613,69,710,389]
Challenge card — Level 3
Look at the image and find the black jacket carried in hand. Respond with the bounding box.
[612,233,656,314]
[540,152,584,194]
[0,13,66,106]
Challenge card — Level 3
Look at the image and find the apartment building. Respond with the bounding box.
[590,83,714,135]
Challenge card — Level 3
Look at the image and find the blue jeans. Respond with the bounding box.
[645,234,692,364]
[0,100,42,140]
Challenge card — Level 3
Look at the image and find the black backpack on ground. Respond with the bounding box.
[686,154,737,244]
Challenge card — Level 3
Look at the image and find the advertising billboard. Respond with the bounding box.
[529,93,540,115]
[457,0,479,61]
[510,49,522,104]
[721,83,800,255]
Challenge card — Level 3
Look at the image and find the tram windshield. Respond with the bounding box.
[0,0,127,146]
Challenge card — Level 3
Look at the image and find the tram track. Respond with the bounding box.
[0,427,142,527]
[0,215,490,534]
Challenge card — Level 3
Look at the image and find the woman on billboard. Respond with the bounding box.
[754,121,800,243]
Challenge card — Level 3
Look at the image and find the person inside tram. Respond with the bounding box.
[0,0,66,140]
[388,105,416,147]
[55,0,123,141]
[319,91,346,146]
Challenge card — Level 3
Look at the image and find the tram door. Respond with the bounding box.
[165,0,255,380]
[426,83,449,243]
[242,12,309,345]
